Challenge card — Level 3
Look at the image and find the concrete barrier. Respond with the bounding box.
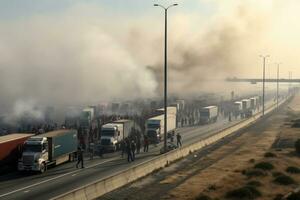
[52,97,291,200]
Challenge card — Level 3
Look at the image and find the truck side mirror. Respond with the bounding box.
[118,131,120,136]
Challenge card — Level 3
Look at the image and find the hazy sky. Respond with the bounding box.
[0,0,299,114]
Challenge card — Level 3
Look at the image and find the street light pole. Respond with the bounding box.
[275,63,281,110]
[260,55,270,116]
[154,3,178,153]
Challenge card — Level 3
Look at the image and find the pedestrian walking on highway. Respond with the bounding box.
[98,145,104,158]
[131,140,136,161]
[76,147,84,168]
[176,133,182,147]
[136,137,141,154]
[126,139,133,162]
[89,143,95,160]
[120,140,126,158]
[143,135,149,152]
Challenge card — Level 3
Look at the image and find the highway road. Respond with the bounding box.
[0,100,277,200]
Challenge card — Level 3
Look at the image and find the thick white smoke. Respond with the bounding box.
[0,0,300,117]
[0,6,158,114]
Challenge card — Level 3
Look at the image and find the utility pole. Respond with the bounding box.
[260,55,270,116]
[275,63,280,110]
[154,3,178,153]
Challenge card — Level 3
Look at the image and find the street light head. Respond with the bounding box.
[173,3,178,6]
[154,4,159,6]
[259,55,270,58]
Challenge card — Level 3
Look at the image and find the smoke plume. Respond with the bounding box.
[0,0,299,118]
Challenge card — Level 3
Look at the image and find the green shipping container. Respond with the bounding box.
[39,130,78,161]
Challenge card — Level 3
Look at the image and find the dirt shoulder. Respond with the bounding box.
[163,97,300,200]
[98,97,300,200]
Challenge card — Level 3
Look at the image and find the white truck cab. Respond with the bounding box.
[18,136,49,173]
[100,124,123,151]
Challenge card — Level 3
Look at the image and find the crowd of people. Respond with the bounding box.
[120,134,150,162]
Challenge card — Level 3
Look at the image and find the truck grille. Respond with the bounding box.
[23,155,34,165]
[101,139,111,145]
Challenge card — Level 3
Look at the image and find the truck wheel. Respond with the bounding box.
[40,163,46,173]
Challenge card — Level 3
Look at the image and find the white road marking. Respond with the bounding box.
[0,157,118,198]
[23,190,30,193]
[71,174,77,177]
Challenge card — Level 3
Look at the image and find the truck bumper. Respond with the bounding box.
[18,162,41,171]
[101,145,116,151]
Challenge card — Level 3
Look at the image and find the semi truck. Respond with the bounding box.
[100,119,134,151]
[0,133,34,172]
[18,129,78,173]
[250,97,257,110]
[146,107,177,144]
[199,106,218,124]
[233,101,243,118]
[242,99,252,117]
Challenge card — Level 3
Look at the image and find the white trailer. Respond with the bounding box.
[146,107,177,144]
[199,106,218,124]
[100,120,134,151]
[242,99,251,110]
[234,101,243,111]
[233,101,243,119]
[242,99,253,118]
[250,97,257,109]
[156,107,177,116]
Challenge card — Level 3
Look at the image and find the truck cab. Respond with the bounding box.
[100,124,123,151]
[18,137,48,173]
[146,119,161,144]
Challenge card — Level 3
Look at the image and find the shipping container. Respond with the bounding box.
[0,133,33,169]
[18,129,77,172]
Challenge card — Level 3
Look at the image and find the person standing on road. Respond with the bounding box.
[144,135,149,152]
[131,140,136,161]
[89,143,95,160]
[120,140,126,158]
[176,132,182,147]
[136,136,141,154]
[76,147,84,168]
[126,139,133,162]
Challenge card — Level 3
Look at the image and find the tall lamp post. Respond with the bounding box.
[260,55,270,116]
[154,3,178,152]
[275,62,281,110]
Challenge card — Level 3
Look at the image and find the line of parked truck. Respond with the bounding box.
[0,106,178,173]
[0,96,261,174]
[233,96,261,118]
[0,130,77,173]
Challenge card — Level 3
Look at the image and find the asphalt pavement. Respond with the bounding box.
[0,101,276,200]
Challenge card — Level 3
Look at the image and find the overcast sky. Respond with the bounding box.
[0,0,300,113]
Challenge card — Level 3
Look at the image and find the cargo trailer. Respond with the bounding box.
[146,106,177,144]
[100,119,134,151]
[199,106,218,124]
[0,133,33,171]
[18,129,78,173]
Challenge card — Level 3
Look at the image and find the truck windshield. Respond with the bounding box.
[147,130,157,137]
[200,111,209,117]
[101,130,115,137]
[24,144,42,152]
[147,124,160,129]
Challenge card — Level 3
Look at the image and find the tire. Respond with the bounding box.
[40,163,46,173]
